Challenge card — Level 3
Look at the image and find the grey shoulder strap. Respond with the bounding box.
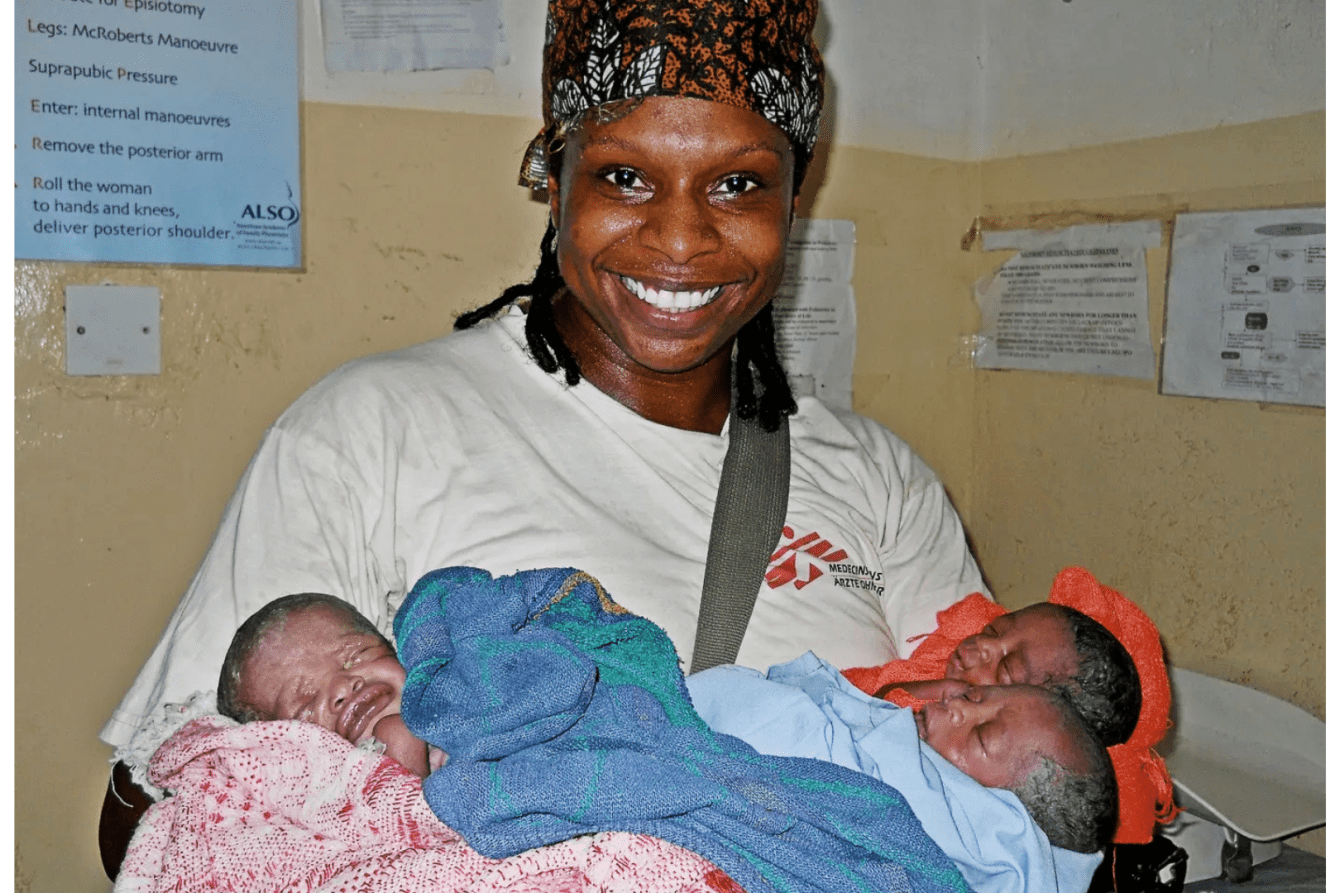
[689,405,791,673]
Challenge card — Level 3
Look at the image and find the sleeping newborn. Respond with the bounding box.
[691,659,1115,854]
[688,654,1115,893]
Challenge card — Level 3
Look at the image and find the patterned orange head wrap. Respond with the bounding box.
[1048,566,1182,844]
[521,0,825,188]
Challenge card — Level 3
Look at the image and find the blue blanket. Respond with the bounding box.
[688,655,1104,893]
[395,566,970,893]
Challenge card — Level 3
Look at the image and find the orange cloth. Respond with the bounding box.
[842,568,1178,845]
[841,593,1004,703]
[1047,567,1180,844]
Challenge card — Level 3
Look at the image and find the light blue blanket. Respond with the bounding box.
[686,653,1104,893]
[395,566,970,893]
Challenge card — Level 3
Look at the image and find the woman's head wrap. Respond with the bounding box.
[521,0,825,189]
[1048,566,1181,844]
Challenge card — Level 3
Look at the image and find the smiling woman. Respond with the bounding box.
[99,0,988,879]
[455,0,826,434]
[546,97,796,431]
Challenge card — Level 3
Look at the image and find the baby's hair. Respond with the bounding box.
[1052,604,1141,747]
[216,593,390,724]
[1010,689,1118,853]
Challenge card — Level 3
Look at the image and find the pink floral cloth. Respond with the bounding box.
[115,715,742,893]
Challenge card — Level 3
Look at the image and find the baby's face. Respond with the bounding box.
[239,605,406,746]
[945,603,1078,687]
[914,683,1082,790]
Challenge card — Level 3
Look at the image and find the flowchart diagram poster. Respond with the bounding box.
[1162,208,1324,407]
[15,0,301,267]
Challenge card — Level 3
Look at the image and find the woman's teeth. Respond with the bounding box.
[621,276,721,311]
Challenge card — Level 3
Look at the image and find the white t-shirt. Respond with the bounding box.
[102,309,985,767]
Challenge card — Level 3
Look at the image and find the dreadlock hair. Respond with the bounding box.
[1050,604,1142,747]
[455,116,801,433]
[453,220,583,387]
[216,593,392,725]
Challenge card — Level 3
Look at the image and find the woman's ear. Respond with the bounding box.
[547,171,561,229]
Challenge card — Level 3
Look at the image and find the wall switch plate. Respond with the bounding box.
[65,285,162,376]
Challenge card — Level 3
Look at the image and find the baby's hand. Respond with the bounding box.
[371,714,430,778]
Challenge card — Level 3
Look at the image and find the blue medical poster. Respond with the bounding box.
[15,0,301,267]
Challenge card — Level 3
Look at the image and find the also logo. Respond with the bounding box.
[240,203,300,224]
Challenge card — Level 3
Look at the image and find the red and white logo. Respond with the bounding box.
[765,525,849,590]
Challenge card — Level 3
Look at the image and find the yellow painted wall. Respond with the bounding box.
[16,104,553,893]
[965,112,1326,858]
[13,105,1323,891]
[800,141,981,514]
[970,113,1325,719]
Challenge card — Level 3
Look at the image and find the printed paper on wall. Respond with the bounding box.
[1162,208,1324,407]
[15,0,301,268]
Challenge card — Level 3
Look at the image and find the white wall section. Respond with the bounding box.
[972,0,1324,159]
[297,0,1324,160]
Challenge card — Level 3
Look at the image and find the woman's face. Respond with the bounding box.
[549,95,797,380]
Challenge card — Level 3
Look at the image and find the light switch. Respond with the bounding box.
[65,285,162,376]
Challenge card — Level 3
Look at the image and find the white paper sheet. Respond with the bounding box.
[772,218,857,411]
[321,0,505,73]
[1162,208,1324,407]
[973,221,1161,379]
[14,0,300,267]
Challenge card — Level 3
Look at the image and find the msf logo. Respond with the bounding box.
[765,525,848,590]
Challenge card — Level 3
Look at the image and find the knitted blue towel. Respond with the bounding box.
[395,566,970,893]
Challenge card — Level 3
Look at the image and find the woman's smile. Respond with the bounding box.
[617,275,723,312]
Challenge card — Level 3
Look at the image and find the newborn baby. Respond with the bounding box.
[689,654,1116,893]
[215,592,442,777]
